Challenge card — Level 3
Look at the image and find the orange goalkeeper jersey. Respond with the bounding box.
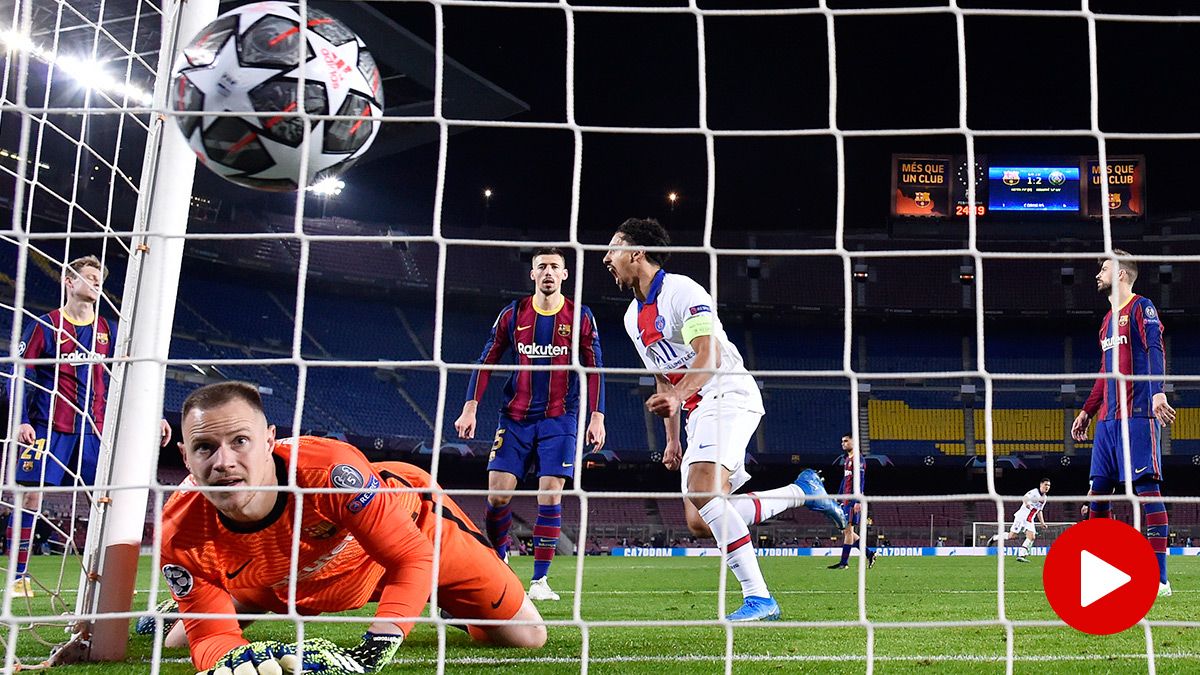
[160,436,436,669]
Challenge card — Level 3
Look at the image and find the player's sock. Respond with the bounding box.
[698,498,768,598]
[6,511,34,577]
[531,503,561,581]
[731,485,805,525]
[1137,483,1169,584]
[484,502,512,560]
[1089,476,1116,519]
[1018,545,1030,558]
[839,544,852,565]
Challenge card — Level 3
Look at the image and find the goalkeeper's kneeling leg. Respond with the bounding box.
[465,595,546,648]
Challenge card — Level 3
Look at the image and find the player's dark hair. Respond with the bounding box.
[1100,248,1137,283]
[532,247,567,266]
[1041,477,1051,484]
[616,218,671,266]
[182,381,265,420]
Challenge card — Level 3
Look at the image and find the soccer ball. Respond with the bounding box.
[170,2,383,191]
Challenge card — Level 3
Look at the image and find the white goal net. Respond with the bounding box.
[1,0,1198,673]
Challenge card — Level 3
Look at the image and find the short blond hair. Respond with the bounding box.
[63,255,108,283]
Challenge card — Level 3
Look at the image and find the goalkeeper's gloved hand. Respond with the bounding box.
[196,641,295,675]
[276,634,404,674]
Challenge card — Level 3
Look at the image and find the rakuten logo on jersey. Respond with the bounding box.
[517,343,569,359]
[1101,335,1129,351]
[62,350,105,365]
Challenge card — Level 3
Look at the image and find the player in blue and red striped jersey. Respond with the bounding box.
[9,255,169,598]
[454,248,606,601]
[828,433,877,570]
[1071,250,1176,597]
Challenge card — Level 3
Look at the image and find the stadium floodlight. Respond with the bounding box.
[0,30,154,105]
[307,177,345,197]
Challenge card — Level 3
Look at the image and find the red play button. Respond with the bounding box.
[1042,519,1160,635]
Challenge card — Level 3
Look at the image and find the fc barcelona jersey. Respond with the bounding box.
[466,296,605,421]
[15,309,114,435]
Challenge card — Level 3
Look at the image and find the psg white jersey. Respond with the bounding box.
[622,270,763,413]
[1017,488,1046,520]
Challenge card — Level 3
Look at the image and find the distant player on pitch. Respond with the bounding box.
[455,247,606,602]
[989,478,1050,563]
[1071,250,1175,597]
[603,217,830,622]
[828,433,878,570]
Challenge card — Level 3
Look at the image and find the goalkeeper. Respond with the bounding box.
[158,382,546,674]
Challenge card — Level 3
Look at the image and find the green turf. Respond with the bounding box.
[6,554,1198,673]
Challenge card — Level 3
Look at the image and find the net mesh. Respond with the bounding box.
[1,0,158,665]
[0,0,1197,673]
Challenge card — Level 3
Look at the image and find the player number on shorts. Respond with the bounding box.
[492,428,505,452]
[20,438,46,461]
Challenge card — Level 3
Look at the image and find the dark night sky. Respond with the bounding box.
[246,0,1198,247]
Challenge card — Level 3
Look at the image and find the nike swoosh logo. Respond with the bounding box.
[1136,466,1148,473]
[562,462,574,468]
[699,444,716,449]
[490,585,507,609]
[517,325,532,331]
[225,560,251,579]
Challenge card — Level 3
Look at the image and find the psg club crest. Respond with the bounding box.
[1109,192,1123,209]
[162,564,193,597]
[330,464,365,490]
[654,316,666,332]
[913,191,931,208]
[557,323,571,337]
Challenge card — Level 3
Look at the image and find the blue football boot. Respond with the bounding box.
[794,469,849,530]
[726,595,782,622]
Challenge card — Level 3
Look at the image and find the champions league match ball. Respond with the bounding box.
[169,2,383,191]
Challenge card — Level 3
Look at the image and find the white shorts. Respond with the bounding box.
[1010,512,1037,536]
[679,401,763,495]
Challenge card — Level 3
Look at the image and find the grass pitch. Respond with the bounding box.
[6,554,1199,674]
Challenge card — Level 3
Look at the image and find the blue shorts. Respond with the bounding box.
[16,429,100,486]
[1090,418,1162,483]
[487,415,577,480]
[841,501,860,528]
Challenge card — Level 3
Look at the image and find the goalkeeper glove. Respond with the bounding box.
[196,641,295,675]
[276,634,404,674]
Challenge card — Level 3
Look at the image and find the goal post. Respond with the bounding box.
[74,0,213,660]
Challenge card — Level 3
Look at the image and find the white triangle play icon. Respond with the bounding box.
[1080,550,1131,608]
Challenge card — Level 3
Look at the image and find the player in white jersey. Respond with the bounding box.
[989,478,1051,562]
[603,218,832,623]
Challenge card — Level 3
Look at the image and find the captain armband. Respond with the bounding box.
[680,313,714,345]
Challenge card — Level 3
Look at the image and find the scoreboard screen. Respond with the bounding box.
[891,155,1143,219]
[987,166,1080,212]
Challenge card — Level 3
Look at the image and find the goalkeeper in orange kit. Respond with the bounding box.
[157,381,545,674]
